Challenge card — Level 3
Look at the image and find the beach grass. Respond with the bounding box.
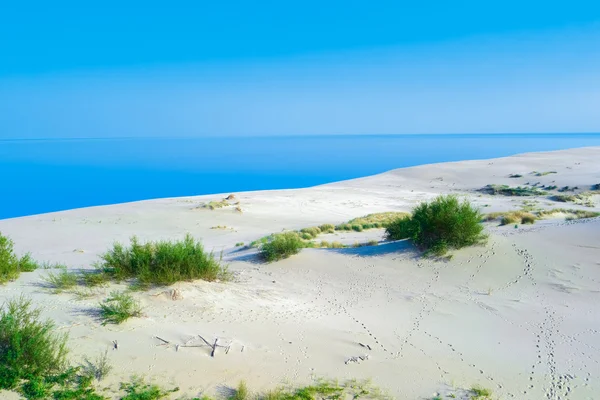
[261,232,304,262]
[98,234,227,286]
[386,195,486,256]
[0,233,39,284]
[479,184,546,196]
[99,291,142,325]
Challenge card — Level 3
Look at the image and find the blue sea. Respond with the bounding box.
[2,134,600,219]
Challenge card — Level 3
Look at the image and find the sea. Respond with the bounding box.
[2,133,600,219]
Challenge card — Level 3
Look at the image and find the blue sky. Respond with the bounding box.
[1,1,599,138]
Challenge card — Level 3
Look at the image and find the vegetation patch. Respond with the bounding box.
[508,173,522,178]
[479,184,546,196]
[591,183,600,191]
[386,195,486,256]
[531,170,557,176]
[551,192,595,207]
[484,211,538,225]
[99,291,143,325]
[43,268,79,292]
[0,233,39,284]
[261,232,305,262]
[120,377,179,400]
[0,296,69,391]
[98,234,227,286]
[342,212,409,231]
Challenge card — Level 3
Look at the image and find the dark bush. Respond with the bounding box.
[386,195,486,256]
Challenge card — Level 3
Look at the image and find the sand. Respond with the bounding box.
[1,147,599,400]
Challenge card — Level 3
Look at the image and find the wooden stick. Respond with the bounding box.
[198,334,213,348]
[155,336,170,344]
[211,338,218,357]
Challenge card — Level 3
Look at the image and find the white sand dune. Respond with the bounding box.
[1,147,599,399]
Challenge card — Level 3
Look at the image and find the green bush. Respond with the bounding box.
[98,234,226,286]
[386,195,486,256]
[99,292,143,325]
[299,227,321,239]
[0,297,68,390]
[260,232,304,262]
[1,233,38,284]
[43,269,79,292]
[318,224,335,234]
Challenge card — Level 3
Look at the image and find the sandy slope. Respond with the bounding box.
[1,147,599,400]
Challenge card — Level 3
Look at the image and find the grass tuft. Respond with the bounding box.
[81,349,112,381]
[120,377,178,400]
[98,234,227,286]
[260,232,304,262]
[99,292,142,325]
[479,184,546,196]
[43,268,79,292]
[1,233,39,284]
[386,195,486,256]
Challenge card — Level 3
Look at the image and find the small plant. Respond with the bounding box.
[508,173,522,178]
[230,381,249,400]
[81,270,111,287]
[479,184,546,196]
[521,214,536,224]
[0,296,68,390]
[532,170,557,176]
[330,241,345,248]
[367,240,378,246]
[235,242,244,247]
[81,349,112,381]
[43,268,79,292]
[99,292,142,325]
[351,224,363,232]
[386,195,486,256]
[1,233,39,284]
[470,385,492,399]
[120,377,178,400]
[261,232,304,262]
[591,183,600,191]
[300,227,321,239]
[318,224,335,234]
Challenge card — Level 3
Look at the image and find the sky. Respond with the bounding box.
[1,1,599,138]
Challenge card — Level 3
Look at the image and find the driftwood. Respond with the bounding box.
[156,333,238,357]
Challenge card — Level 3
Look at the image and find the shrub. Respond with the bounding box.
[260,232,304,262]
[592,183,600,191]
[521,214,536,224]
[1,233,38,284]
[479,185,545,196]
[43,269,79,292]
[350,224,363,232]
[330,242,345,248]
[386,195,486,256]
[300,227,321,239]
[235,242,244,247]
[335,223,352,231]
[318,224,335,234]
[81,350,112,381]
[98,234,226,286]
[367,240,378,246]
[0,297,68,389]
[99,292,142,325]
